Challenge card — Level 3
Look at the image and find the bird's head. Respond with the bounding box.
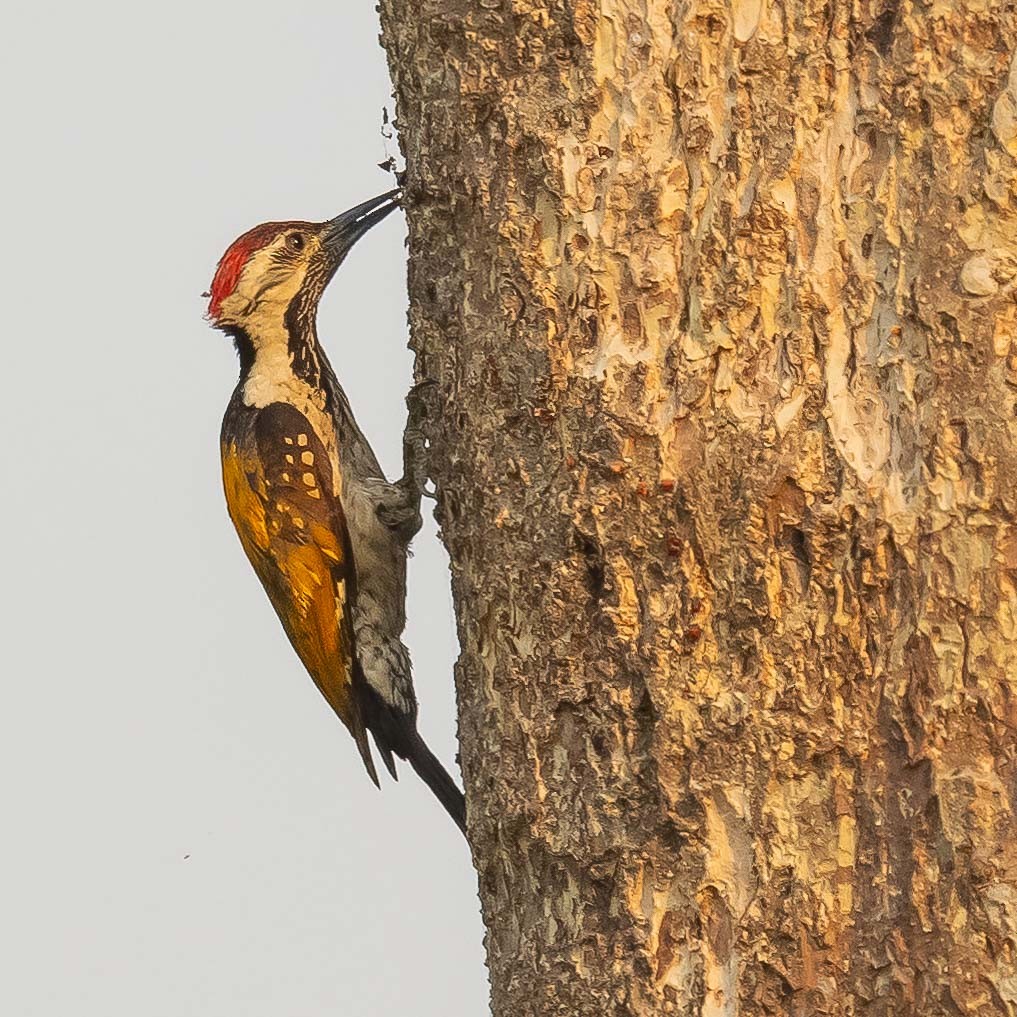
[206,190,400,335]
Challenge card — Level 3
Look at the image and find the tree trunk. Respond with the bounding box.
[378,2,1017,1014]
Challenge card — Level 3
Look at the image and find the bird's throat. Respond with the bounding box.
[239,314,326,411]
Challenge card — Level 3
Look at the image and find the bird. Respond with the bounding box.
[206,190,466,835]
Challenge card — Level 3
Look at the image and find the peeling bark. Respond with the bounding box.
[378,2,1017,1014]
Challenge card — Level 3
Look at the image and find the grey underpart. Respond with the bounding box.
[328,373,431,721]
[353,607,417,718]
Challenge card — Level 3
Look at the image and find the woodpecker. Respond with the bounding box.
[207,190,465,834]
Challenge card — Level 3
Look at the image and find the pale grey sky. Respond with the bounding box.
[2,3,487,1014]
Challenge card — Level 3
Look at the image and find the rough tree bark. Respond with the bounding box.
[378,2,1017,1014]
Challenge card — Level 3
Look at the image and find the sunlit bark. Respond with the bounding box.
[380,3,1017,1013]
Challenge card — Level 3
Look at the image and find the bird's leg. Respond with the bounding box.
[376,380,436,543]
[401,378,438,505]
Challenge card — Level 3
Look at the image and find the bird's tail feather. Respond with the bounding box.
[353,720,380,788]
[405,731,467,836]
[357,677,466,836]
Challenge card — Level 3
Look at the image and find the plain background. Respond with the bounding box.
[2,3,488,1014]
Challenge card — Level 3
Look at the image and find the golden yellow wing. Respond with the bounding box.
[221,400,377,785]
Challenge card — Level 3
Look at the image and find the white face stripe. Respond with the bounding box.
[216,241,311,333]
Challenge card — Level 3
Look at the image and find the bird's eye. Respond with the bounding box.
[286,233,305,252]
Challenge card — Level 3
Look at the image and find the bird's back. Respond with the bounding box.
[220,390,378,784]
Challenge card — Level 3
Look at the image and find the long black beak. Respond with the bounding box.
[323,189,401,251]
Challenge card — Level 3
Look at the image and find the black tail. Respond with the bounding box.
[404,730,467,836]
[358,680,467,836]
